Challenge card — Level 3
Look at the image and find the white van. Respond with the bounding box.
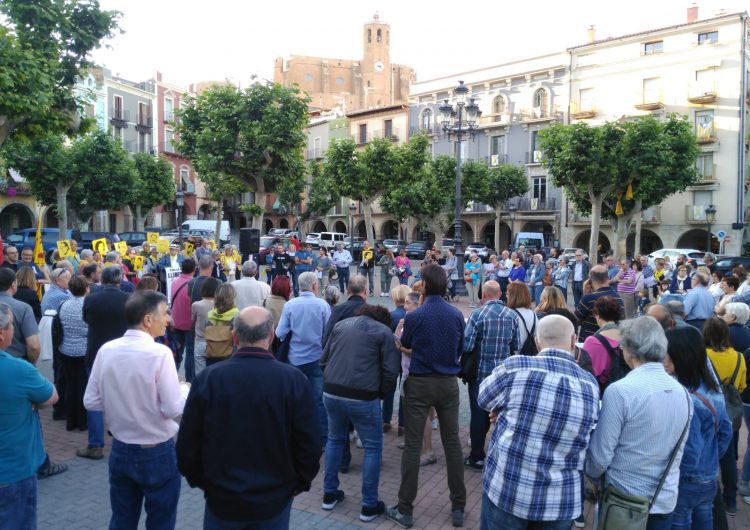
[182,220,231,244]
[318,232,346,249]
[514,232,545,250]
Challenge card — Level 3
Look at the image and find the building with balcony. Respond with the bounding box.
[408,53,569,251]
[565,8,750,256]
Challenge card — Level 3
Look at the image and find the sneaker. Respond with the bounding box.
[360,501,386,522]
[37,461,68,479]
[349,431,358,443]
[452,509,464,527]
[464,457,484,471]
[574,514,585,528]
[742,496,750,506]
[386,506,413,529]
[356,437,363,449]
[419,453,437,466]
[726,505,737,517]
[739,480,750,496]
[432,418,439,430]
[76,446,104,460]
[321,490,345,511]
[397,440,405,449]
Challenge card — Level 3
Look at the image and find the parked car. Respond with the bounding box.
[562,248,588,262]
[383,239,407,253]
[647,248,704,268]
[318,232,346,249]
[440,238,455,256]
[161,229,215,241]
[713,256,750,274]
[118,231,148,245]
[269,228,298,239]
[464,242,495,263]
[345,240,365,262]
[374,241,387,256]
[78,232,120,251]
[405,241,428,260]
[144,226,165,234]
[305,233,320,246]
[6,228,80,253]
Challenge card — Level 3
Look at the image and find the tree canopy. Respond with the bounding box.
[176,82,310,230]
[0,0,120,146]
[130,153,174,231]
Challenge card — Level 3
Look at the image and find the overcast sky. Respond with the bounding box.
[92,0,748,88]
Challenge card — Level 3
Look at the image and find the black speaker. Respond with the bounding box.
[240,228,260,258]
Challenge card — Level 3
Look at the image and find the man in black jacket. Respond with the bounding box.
[319,304,400,522]
[77,265,130,460]
[322,274,368,346]
[177,306,321,529]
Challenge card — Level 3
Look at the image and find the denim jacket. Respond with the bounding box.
[679,382,733,482]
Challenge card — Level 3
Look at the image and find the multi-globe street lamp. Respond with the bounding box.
[175,190,185,247]
[439,80,481,295]
[705,204,717,252]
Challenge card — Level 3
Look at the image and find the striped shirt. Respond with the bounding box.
[616,269,637,294]
[478,348,599,521]
[463,300,519,381]
[575,288,624,341]
[585,362,693,514]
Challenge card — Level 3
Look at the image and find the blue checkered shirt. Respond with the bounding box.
[463,300,519,381]
[478,348,599,521]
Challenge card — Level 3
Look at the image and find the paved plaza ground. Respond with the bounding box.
[34,290,750,529]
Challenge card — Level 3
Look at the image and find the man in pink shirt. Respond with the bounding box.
[84,290,186,529]
[170,258,196,380]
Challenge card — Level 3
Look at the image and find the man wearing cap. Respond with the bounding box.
[158,244,184,291]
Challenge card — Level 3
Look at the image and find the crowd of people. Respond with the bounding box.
[3,232,750,530]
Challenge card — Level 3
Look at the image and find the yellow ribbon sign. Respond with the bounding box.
[156,238,170,254]
[362,248,374,262]
[91,238,109,255]
[147,232,160,245]
[184,242,194,256]
[114,241,128,255]
[133,255,145,271]
[56,240,75,258]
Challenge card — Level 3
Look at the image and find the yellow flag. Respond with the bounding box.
[146,232,159,245]
[156,238,170,254]
[92,238,109,255]
[114,241,128,255]
[57,240,74,258]
[33,216,45,300]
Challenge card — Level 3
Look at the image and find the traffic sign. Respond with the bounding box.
[716,230,727,241]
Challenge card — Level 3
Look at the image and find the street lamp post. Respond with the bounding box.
[348,202,357,242]
[439,81,481,296]
[175,190,185,248]
[705,204,717,252]
[508,203,518,252]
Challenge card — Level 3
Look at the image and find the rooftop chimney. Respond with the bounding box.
[587,25,596,43]
[687,3,698,23]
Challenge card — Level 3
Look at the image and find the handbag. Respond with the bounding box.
[597,388,691,530]
[458,343,480,384]
[716,354,744,430]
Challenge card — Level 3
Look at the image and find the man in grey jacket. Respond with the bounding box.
[319,304,400,523]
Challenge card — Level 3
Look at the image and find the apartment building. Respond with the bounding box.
[564,8,750,256]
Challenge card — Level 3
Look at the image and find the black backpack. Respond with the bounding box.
[591,334,630,393]
[512,309,538,356]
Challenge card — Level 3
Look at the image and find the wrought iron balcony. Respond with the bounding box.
[634,90,664,111]
[687,83,718,104]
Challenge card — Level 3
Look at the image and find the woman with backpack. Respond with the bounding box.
[703,316,748,516]
[204,284,239,367]
[191,277,221,376]
[581,296,623,394]
[506,282,537,356]
[664,326,733,530]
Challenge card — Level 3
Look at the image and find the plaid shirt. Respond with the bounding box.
[478,348,599,521]
[463,300,519,381]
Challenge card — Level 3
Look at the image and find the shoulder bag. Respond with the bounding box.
[512,308,538,356]
[716,353,744,430]
[597,388,691,530]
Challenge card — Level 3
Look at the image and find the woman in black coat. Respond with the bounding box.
[14,266,42,321]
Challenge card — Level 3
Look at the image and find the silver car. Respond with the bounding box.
[305,233,320,246]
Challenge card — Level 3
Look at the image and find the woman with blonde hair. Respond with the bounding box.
[205,283,239,366]
[14,266,41,321]
[535,286,567,319]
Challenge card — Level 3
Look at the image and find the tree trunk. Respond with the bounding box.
[613,213,635,261]
[214,195,224,245]
[494,210,501,253]
[588,196,603,264]
[363,200,376,244]
[55,182,70,238]
[634,215,642,257]
[134,204,147,232]
[251,178,265,230]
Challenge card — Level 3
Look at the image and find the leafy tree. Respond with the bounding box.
[130,153,174,231]
[303,160,339,227]
[199,171,246,244]
[176,82,310,230]
[0,0,120,146]
[539,115,700,259]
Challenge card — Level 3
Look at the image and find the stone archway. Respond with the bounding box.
[444,221,474,244]
[0,202,34,236]
[627,229,664,256]
[264,219,274,234]
[677,228,717,252]
[279,218,289,229]
[311,220,327,233]
[520,221,555,247]
[574,230,611,256]
[44,207,59,228]
[481,220,511,252]
[198,204,212,220]
[333,220,347,233]
[380,219,399,239]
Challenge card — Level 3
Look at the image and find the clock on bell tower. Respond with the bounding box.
[361,12,391,108]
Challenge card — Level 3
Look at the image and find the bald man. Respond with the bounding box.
[462,280,519,471]
[177,307,321,529]
[646,304,675,331]
[477,315,599,527]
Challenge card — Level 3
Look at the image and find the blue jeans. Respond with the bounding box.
[337,267,350,292]
[0,475,36,530]
[382,388,396,425]
[554,285,567,304]
[530,284,542,305]
[572,281,584,307]
[646,513,674,530]
[468,380,490,461]
[719,429,739,510]
[292,269,300,297]
[672,478,716,530]
[480,493,571,529]
[358,267,374,295]
[294,360,327,447]
[324,396,383,508]
[173,328,194,382]
[204,499,292,530]
[108,439,181,530]
[86,366,104,448]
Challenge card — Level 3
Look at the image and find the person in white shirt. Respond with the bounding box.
[332,243,353,292]
[233,260,271,310]
[84,290,186,529]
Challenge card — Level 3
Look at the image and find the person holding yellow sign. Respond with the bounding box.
[220,246,241,282]
[358,240,375,297]
[91,238,110,257]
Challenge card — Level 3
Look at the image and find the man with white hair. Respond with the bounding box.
[723,302,750,352]
[233,260,271,310]
[683,271,715,330]
[477,315,599,528]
